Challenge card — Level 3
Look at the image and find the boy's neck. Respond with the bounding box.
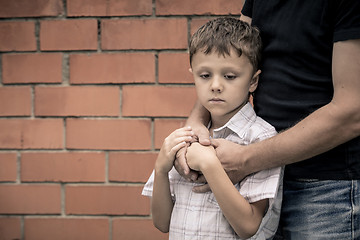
[209,112,235,135]
[209,102,249,136]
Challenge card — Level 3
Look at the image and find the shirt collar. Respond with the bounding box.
[212,102,257,139]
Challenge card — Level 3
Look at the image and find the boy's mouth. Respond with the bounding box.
[209,98,225,103]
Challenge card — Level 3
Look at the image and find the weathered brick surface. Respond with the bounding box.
[156,0,243,15]
[101,18,188,50]
[21,152,106,182]
[0,185,61,214]
[70,53,155,84]
[0,22,36,51]
[0,218,21,240]
[35,86,120,116]
[0,87,31,116]
[2,53,63,84]
[112,218,168,240]
[66,118,151,150]
[0,0,243,238]
[0,152,17,182]
[67,0,152,16]
[65,185,150,215]
[25,218,109,240]
[40,19,98,51]
[122,85,196,117]
[158,52,193,83]
[109,152,157,182]
[0,119,63,149]
[0,0,63,18]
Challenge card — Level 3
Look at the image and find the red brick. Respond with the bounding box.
[2,53,62,84]
[0,119,63,149]
[0,153,17,182]
[113,218,168,240]
[66,119,151,150]
[0,87,31,116]
[154,119,187,149]
[40,19,97,51]
[0,218,21,240]
[0,21,36,52]
[67,0,152,16]
[35,86,120,116]
[158,52,193,83]
[122,86,196,117]
[109,152,157,183]
[70,53,155,84]
[0,185,61,214]
[156,0,244,15]
[101,18,187,50]
[66,185,149,215]
[21,152,106,182]
[0,0,63,18]
[25,218,109,240]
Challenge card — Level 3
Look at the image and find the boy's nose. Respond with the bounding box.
[211,77,223,93]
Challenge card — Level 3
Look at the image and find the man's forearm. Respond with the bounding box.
[243,101,360,175]
[186,99,210,126]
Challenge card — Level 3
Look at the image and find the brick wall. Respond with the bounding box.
[0,0,243,239]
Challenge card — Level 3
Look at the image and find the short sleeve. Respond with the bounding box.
[241,0,254,18]
[141,168,178,201]
[239,166,283,203]
[332,0,360,42]
[142,170,155,197]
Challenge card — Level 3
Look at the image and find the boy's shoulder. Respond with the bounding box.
[246,114,277,142]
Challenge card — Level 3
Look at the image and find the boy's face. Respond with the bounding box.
[191,49,260,126]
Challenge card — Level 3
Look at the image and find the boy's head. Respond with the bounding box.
[189,18,262,126]
[189,17,261,73]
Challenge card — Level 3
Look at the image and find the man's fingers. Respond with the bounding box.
[196,174,207,183]
[192,183,211,193]
[175,149,190,175]
[210,138,220,148]
[198,133,211,146]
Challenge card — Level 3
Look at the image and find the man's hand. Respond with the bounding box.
[211,138,248,181]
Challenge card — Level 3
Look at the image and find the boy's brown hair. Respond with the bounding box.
[189,17,262,72]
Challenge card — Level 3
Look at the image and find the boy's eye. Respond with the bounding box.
[224,75,236,80]
[200,74,210,79]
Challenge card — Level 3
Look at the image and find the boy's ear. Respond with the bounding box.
[189,68,193,73]
[249,69,261,93]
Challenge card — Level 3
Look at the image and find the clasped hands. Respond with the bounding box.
[174,125,246,193]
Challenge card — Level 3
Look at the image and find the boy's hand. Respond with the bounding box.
[186,142,217,172]
[174,146,199,181]
[191,139,248,193]
[155,126,194,174]
[174,122,211,180]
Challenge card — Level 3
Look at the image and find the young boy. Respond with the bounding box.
[142,18,283,239]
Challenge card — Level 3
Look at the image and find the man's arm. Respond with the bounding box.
[214,39,360,180]
[185,99,211,145]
